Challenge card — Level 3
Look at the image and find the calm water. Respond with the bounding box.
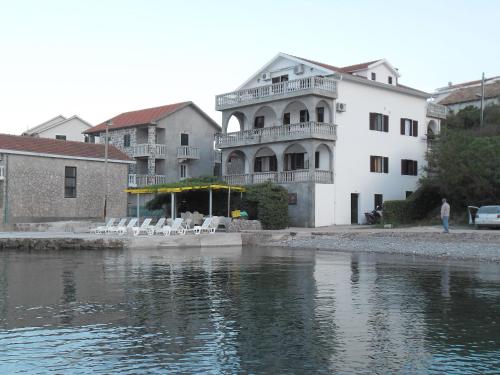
[0,247,499,374]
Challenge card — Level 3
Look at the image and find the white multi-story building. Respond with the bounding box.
[22,115,93,142]
[215,53,446,227]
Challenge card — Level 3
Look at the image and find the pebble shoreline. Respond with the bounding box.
[263,231,500,262]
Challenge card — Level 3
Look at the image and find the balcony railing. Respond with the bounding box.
[427,102,447,119]
[177,146,200,160]
[0,165,5,180]
[132,144,167,158]
[215,122,337,148]
[216,76,338,110]
[223,169,333,185]
[128,174,168,187]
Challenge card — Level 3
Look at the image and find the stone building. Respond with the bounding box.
[0,134,132,227]
[84,101,221,214]
[22,115,94,142]
[215,53,446,227]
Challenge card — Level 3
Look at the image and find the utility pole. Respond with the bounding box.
[480,72,485,128]
[103,120,111,219]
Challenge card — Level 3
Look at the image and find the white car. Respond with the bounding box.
[475,205,500,228]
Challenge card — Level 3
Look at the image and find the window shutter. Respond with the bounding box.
[370,156,375,172]
[413,160,418,175]
[401,159,405,175]
[413,121,418,137]
[383,157,389,173]
[369,113,375,130]
[400,119,405,135]
[383,115,389,132]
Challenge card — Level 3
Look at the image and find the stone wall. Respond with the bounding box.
[5,154,129,223]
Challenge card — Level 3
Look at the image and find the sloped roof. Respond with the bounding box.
[86,101,215,134]
[438,81,500,105]
[436,76,500,92]
[0,133,131,161]
[23,115,93,136]
[293,55,382,74]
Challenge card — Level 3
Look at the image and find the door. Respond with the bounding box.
[351,193,359,224]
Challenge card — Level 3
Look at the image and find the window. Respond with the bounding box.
[254,156,277,172]
[55,135,66,140]
[283,113,290,125]
[272,75,289,84]
[369,113,389,132]
[406,191,413,198]
[371,72,376,81]
[285,153,306,170]
[316,107,325,122]
[370,156,389,173]
[180,164,188,179]
[401,159,418,176]
[254,116,265,129]
[181,133,189,146]
[388,76,393,84]
[299,109,310,123]
[400,119,418,137]
[64,167,77,198]
[123,134,131,147]
[374,194,383,209]
[315,151,320,169]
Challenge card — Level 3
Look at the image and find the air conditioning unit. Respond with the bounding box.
[261,71,272,81]
[294,64,305,75]
[336,102,347,112]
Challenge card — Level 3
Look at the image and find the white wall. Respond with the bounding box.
[38,117,91,142]
[366,63,397,85]
[315,183,335,227]
[334,79,428,224]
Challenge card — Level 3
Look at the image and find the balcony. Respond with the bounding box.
[215,122,337,148]
[128,174,168,187]
[223,169,333,185]
[177,146,200,160]
[0,165,5,180]
[427,102,447,119]
[132,144,167,158]
[216,76,338,110]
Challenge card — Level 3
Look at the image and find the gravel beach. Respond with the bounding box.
[260,229,500,262]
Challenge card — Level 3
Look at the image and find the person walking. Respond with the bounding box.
[441,198,451,233]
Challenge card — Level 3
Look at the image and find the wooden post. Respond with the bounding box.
[171,192,175,219]
[209,188,213,217]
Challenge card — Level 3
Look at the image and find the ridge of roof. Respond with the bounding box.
[24,115,67,135]
[85,101,192,134]
[0,133,131,161]
[436,76,500,92]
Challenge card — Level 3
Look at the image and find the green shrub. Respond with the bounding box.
[383,200,411,224]
[241,182,289,229]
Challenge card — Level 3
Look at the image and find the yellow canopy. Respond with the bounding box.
[124,183,246,194]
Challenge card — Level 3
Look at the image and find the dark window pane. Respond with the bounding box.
[317,107,324,122]
[283,113,290,125]
[181,133,189,146]
[254,116,265,129]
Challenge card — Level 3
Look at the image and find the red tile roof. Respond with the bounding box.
[0,133,131,161]
[86,101,192,134]
[438,81,500,105]
[439,76,500,91]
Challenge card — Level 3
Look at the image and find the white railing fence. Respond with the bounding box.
[0,165,5,180]
[177,146,200,159]
[132,144,167,157]
[128,174,167,187]
[223,169,333,185]
[427,102,447,119]
[216,76,338,109]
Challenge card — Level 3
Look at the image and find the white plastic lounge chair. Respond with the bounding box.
[117,217,138,235]
[106,218,127,234]
[132,218,153,236]
[192,217,213,235]
[162,218,186,236]
[207,216,220,234]
[92,218,115,234]
[147,218,167,235]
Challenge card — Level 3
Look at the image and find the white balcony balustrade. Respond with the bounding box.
[215,122,337,148]
[128,174,167,187]
[177,146,200,160]
[427,102,447,119]
[223,169,333,185]
[0,165,5,180]
[216,76,338,110]
[132,144,167,158]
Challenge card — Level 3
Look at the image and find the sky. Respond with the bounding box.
[0,0,499,134]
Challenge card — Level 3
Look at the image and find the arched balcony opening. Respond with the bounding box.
[253,147,278,183]
[283,143,308,171]
[315,144,333,170]
[225,150,249,185]
[315,100,332,123]
[226,111,246,133]
[281,100,309,125]
[253,106,278,129]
